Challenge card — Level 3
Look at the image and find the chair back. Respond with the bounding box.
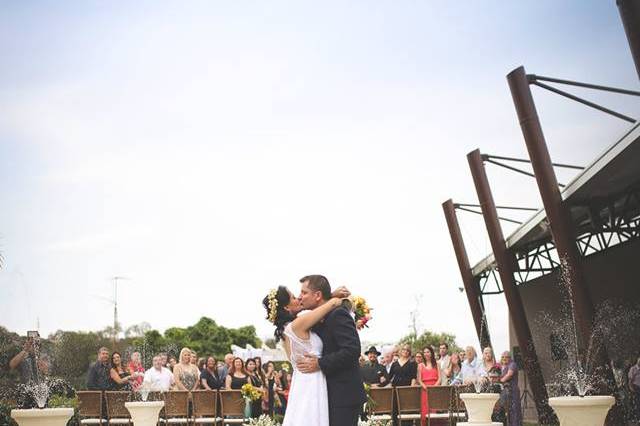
[104,391,131,419]
[395,386,421,414]
[219,390,245,417]
[163,391,190,418]
[369,387,393,414]
[426,386,453,411]
[192,390,218,418]
[77,391,103,418]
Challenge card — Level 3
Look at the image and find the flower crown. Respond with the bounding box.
[267,289,278,323]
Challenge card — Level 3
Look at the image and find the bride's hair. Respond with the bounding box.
[262,285,295,342]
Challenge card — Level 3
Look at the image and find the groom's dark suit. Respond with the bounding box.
[315,305,366,426]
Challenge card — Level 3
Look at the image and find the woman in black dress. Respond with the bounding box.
[388,345,418,426]
[225,357,249,390]
[246,358,264,418]
[109,352,134,391]
[263,361,279,416]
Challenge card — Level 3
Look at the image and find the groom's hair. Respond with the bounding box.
[299,274,331,300]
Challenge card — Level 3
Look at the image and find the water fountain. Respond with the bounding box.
[124,380,165,426]
[538,261,624,425]
[456,377,501,426]
[10,383,74,426]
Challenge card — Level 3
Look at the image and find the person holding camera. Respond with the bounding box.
[9,333,46,384]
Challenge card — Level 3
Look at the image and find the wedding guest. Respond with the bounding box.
[415,352,425,366]
[109,352,134,391]
[197,357,206,373]
[478,347,499,379]
[253,357,267,391]
[275,369,289,415]
[445,352,462,385]
[389,345,417,426]
[225,357,249,390]
[87,347,111,391]
[629,357,640,419]
[159,353,168,367]
[10,335,47,384]
[127,351,145,390]
[459,350,466,362]
[438,343,451,386]
[219,353,234,384]
[246,358,264,417]
[200,356,222,390]
[168,356,177,372]
[264,361,280,416]
[389,345,418,386]
[488,367,507,424]
[173,348,200,391]
[144,355,174,391]
[418,346,440,426]
[190,350,199,368]
[360,346,389,387]
[454,346,480,385]
[500,351,522,426]
[381,346,395,375]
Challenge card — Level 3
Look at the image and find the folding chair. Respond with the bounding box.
[368,386,394,421]
[104,391,131,425]
[192,390,221,425]
[425,386,453,426]
[395,386,422,425]
[161,391,191,425]
[218,390,246,425]
[77,391,105,425]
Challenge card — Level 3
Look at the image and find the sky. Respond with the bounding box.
[1,1,639,354]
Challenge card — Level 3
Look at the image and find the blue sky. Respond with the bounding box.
[1,1,638,353]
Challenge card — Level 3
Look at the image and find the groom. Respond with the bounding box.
[297,275,366,426]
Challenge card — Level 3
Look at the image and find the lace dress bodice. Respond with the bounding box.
[283,323,323,370]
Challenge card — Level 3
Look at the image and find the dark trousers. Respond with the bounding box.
[329,404,360,426]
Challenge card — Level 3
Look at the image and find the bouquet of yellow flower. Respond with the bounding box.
[241,383,262,402]
[350,295,372,330]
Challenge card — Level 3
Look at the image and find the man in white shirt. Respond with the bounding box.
[143,355,174,391]
[437,342,451,384]
[453,346,480,385]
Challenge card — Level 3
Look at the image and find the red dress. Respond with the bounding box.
[420,364,439,426]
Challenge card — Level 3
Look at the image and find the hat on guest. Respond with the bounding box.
[364,346,381,356]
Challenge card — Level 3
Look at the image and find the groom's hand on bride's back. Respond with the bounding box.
[297,354,320,374]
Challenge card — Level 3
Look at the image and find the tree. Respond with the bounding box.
[398,330,460,355]
[125,322,152,338]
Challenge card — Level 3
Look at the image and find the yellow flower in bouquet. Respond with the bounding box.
[241,383,262,401]
[349,295,372,330]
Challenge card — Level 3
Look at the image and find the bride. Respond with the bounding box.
[262,285,349,426]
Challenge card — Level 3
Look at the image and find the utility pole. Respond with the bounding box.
[111,276,128,345]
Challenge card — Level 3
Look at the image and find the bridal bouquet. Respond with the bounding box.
[350,295,372,330]
[241,383,263,402]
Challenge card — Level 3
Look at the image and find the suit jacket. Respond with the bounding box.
[316,305,367,408]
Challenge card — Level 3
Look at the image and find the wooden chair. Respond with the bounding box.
[77,391,104,425]
[425,386,453,426]
[162,391,191,425]
[104,391,131,425]
[192,390,221,425]
[218,390,246,425]
[368,386,394,421]
[395,386,422,424]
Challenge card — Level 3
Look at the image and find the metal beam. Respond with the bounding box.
[507,66,595,349]
[617,0,640,80]
[467,149,556,424]
[442,199,492,348]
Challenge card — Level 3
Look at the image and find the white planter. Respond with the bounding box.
[125,401,165,426]
[11,408,75,426]
[548,395,615,426]
[457,393,502,426]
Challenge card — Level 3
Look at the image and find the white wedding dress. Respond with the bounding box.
[282,322,329,426]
